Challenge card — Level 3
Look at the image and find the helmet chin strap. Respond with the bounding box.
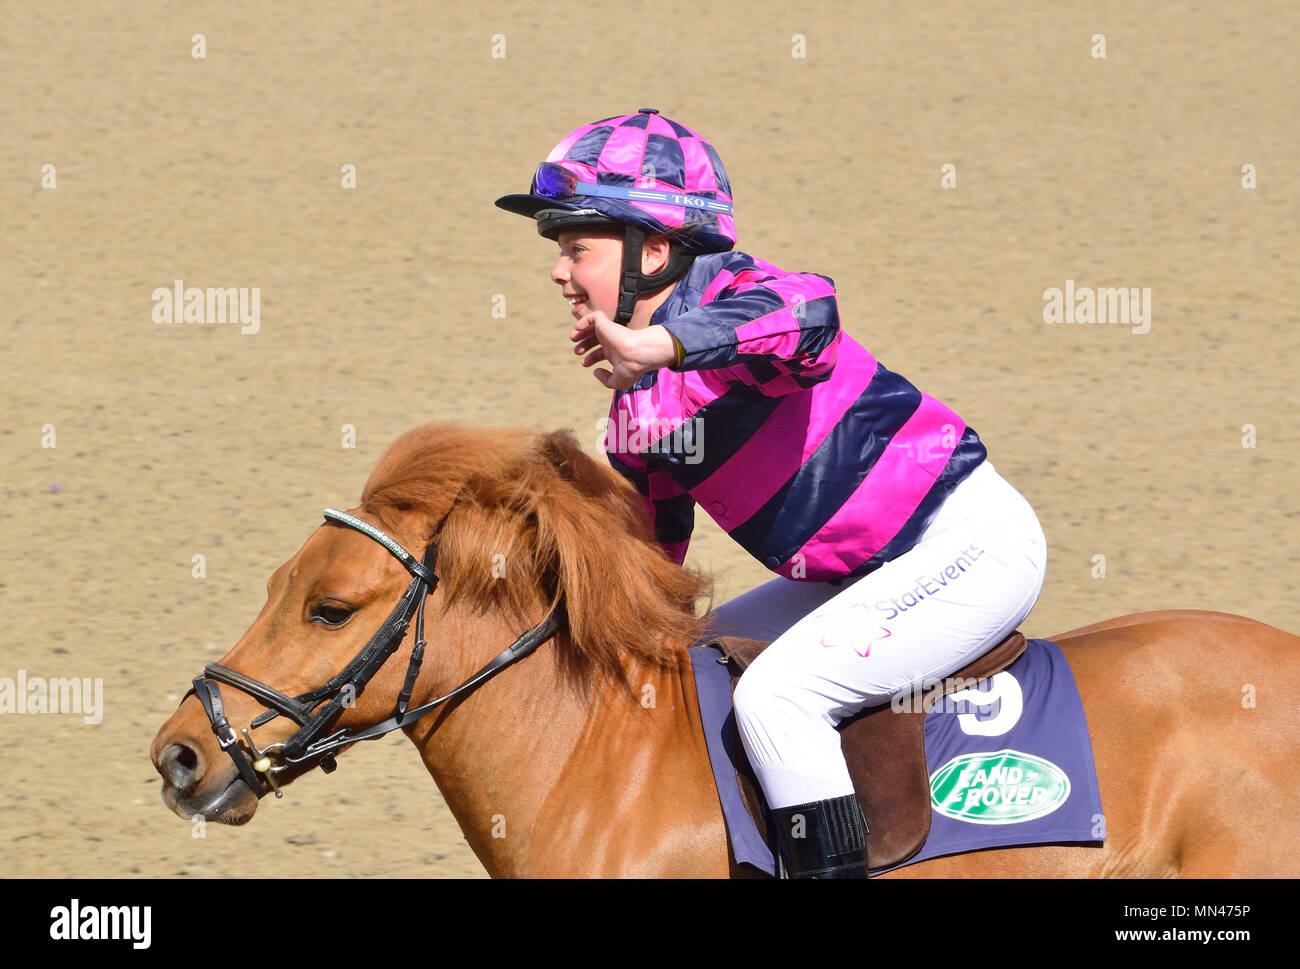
[614,224,696,324]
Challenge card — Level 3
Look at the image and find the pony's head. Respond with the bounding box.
[150,423,711,823]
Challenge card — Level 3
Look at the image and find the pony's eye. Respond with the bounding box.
[311,604,353,627]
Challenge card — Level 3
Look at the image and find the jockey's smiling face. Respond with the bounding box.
[550,228,674,325]
[551,227,624,321]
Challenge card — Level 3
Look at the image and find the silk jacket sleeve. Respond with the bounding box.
[658,265,841,396]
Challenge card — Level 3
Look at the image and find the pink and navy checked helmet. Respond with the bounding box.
[496,109,737,252]
[496,109,736,322]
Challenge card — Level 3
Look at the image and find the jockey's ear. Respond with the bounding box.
[640,233,673,276]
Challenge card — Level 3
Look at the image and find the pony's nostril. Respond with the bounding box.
[160,742,201,793]
[175,744,198,770]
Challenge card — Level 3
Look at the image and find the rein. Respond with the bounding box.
[184,508,560,800]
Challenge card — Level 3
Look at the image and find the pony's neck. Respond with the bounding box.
[405,624,727,877]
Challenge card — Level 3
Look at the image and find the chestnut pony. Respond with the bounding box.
[151,423,1300,877]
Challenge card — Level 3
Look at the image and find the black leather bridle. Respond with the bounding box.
[184,508,559,800]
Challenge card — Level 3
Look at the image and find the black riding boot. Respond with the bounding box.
[771,793,870,879]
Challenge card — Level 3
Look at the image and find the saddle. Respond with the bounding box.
[710,629,1027,872]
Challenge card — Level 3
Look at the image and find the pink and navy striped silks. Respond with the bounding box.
[604,251,987,582]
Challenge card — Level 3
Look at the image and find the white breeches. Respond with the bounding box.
[707,461,1047,809]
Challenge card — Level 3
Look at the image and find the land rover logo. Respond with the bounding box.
[930,749,1070,824]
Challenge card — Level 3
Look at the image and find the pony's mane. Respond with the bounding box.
[358,422,712,698]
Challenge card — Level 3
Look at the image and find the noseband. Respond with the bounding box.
[184,508,559,800]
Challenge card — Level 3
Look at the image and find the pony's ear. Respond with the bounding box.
[435,429,710,697]
[524,430,710,688]
[533,428,587,479]
[432,429,625,623]
[530,430,652,539]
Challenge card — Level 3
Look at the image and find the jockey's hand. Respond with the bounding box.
[570,311,678,390]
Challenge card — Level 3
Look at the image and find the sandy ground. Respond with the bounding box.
[2,0,1297,878]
